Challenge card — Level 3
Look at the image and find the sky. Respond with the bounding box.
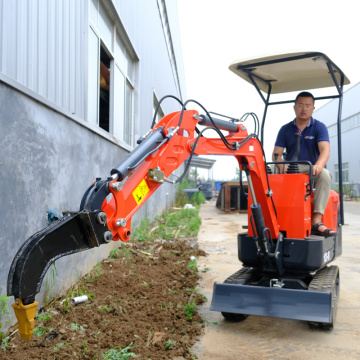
[176,0,360,180]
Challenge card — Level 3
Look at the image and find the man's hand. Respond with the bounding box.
[312,164,324,176]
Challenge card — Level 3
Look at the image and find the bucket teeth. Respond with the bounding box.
[12,299,38,341]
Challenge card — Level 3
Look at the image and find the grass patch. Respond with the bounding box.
[132,179,203,243]
[61,284,94,312]
[132,208,201,243]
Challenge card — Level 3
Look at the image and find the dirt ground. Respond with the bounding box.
[2,200,360,359]
[193,200,360,359]
[1,241,206,360]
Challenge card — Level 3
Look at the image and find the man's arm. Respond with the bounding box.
[272,146,285,162]
[313,141,330,176]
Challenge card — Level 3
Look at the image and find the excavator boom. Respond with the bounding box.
[7,108,278,341]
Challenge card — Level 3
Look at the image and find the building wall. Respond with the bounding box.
[313,82,360,196]
[0,0,87,119]
[0,0,186,327]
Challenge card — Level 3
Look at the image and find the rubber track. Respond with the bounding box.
[224,267,256,285]
[308,265,339,292]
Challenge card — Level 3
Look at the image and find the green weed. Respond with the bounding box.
[54,343,72,352]
[0,336,9,351]
[33,323,50,337]
[187,259,198,271]
[190,191,206,206]
[70,323,87,332]
[99,305,114,314]
[110,247,119,259]
[44,262,58,306]
[98,342,137,359]
[164,339,176,350]
[82,341,88,356]
[0,295,10,330]
[183,301,197,321]
[116,246,133,260]
[61,284,94,312]
[132,217,153,242]
[91,263,103,280]
[35,312,53,322]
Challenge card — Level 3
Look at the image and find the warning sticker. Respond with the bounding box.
[132,179,150,205]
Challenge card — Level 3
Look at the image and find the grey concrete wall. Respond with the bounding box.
[0,82,179,326]
[0,0,186,329]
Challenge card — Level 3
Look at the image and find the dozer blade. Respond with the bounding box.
[210,282,333,323]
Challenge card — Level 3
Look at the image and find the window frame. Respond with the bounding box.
[87,0,137,147]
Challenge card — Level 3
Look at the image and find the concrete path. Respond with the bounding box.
[193,200,360,359]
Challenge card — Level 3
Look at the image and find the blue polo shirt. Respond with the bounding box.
[275,117,329,165]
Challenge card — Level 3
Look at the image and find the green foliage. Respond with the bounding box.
[54,343,72,352]
[98,342,137,359]
[44,262,58,306]
[110,247,119,259]
[35,312,53,322]
[91,263,103,280]
[164,339,176,350]
[132,217,153,242]
[183,301,197,321]
[70,323,87,332]
[99,305,114,314]
[33,323,50,337]
[0,336,9,351]
[176,180,191,207]
[176,179,207,207]
[190,191,206,206]
[61,284,94,312]
[0,295,10,330]
[82,341,88,356]
[187,259,198,271]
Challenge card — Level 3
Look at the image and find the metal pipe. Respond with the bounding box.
[198,115,239,132]
[336,85,345,225]
[111,127,164,180]
[243,165,257,206]
[71,295,88,305]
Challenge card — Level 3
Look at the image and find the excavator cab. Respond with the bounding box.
[211,52,349,328]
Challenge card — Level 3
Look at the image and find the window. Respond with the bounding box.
[99,47,111,132]
[334,163,349,184]
[327,112,360,138]
[88,0,136,146]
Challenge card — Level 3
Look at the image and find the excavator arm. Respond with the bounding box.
[7,107,279,341]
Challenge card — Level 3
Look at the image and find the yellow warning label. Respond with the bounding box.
[132,179,150,205]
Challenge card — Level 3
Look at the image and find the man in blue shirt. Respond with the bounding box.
[272,91,336,237]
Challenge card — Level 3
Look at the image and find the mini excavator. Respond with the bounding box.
[7,52,349,341]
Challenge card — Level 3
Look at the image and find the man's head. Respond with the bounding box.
[294,91,315,123]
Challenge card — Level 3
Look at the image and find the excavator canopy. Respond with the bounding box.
[229,51,350,94]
